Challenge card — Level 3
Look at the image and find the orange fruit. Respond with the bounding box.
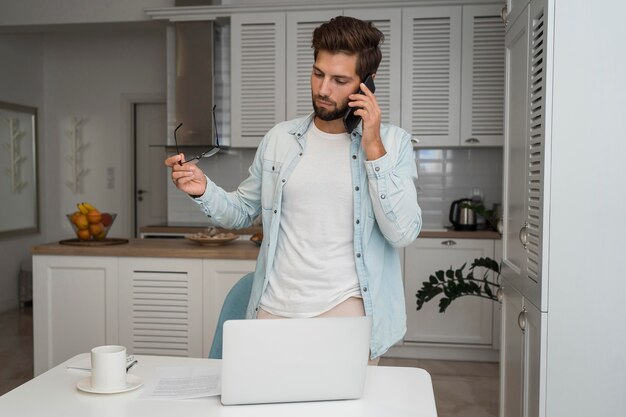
[89,223,104,236]
[87,210,102,224]
[76,229,91,240]
[75,214,89,230]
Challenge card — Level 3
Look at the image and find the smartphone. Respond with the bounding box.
[343,74,376,134]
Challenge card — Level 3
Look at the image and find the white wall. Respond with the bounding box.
[0,0,174,26]
[43,25,166,241]
[0,34,45,311]
[0,25,166,311]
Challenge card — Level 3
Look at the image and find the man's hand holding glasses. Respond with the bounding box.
[164,105,221,197]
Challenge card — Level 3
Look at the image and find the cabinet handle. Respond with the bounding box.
[519,222,529,248]
[500,5,509,23]
[464,138,480,144]
[518,308,527,332]
[441,240,457,246]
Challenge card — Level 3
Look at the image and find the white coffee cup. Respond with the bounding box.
[90,345,127,391]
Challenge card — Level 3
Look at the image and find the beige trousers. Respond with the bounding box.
[257,297,380,366]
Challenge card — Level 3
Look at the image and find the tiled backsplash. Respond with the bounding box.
[168,147,502,229]
[415,148,502,230]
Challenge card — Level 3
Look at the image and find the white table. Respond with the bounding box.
[0,354,438,417]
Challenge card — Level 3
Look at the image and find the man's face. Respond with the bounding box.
[311,50,361,121]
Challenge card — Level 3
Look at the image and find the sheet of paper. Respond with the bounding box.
[139,367,221,400]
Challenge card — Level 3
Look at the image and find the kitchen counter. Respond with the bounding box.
[139,224,501,240]
[31,238,260,260]
[419,229,501,239]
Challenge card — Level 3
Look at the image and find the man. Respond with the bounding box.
[165,16,421,362]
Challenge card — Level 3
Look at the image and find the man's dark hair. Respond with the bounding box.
[312,16,384,82]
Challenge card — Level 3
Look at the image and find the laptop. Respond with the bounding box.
[220,316,372,405]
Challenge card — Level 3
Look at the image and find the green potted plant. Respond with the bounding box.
[416,257,502,313]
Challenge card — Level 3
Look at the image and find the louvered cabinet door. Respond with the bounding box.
[461,5,505,146]
[522,0,549,311]
[402,7,462,147]
[118,258,204,358]
[231,13,286,148]
[344,8,402,126]
[286,10,340,120]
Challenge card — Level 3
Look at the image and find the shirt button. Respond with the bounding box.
[352,155,357,160]
[381,194,386,199]
[272,166,275,171]
[356,253,361,258]
[299,152,303,156]
[374,166,380,172]
[273,209,277,214]
[207,215,212,218]
[281,179,286,183]
[255,307,259,311]
[356,219,360,224]
[355,186,360,191]
[362,287,368,292]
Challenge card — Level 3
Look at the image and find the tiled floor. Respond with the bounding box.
[379,357,499,417]
[0,307,498,417]
[0,306,33,396]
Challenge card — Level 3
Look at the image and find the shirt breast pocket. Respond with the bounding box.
[261,159,282,210]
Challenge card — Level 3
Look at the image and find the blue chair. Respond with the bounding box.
[208,272,255,359]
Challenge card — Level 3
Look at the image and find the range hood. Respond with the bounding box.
[174,21,215,147]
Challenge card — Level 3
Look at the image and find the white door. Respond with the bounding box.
[135,103,167,236]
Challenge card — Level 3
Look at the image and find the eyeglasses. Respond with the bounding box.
[174,105,221,165]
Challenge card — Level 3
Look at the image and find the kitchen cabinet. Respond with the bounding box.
[502,0,546,312]
[500,280,543,417]
[497,0,626,415]
[230,12,286,147]
[397,237,500,361]
[118,258,204,358]
[230,5,502,148]
[33,252,255,375]
[33,256,119,376]
[402,5,505,147]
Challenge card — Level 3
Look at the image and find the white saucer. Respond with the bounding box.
[77,374,143,394]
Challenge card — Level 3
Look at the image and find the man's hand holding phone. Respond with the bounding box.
[347,76,386,161]
[164,153,208,197]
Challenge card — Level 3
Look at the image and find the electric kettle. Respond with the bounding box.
[449,198,477,231]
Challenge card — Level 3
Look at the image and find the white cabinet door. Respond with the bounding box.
[521,0,549,311]
[33,255,118,375]
[523,297,543,417]
[500,282,524,417]
[285,10,341,120]
[502,5,529,294]
[402,6,462,147]
[460,5,505,147]
[404,238,495,345]
[230,13,286,148]
[502,0,548,311]
[118,258,204,358]
[202,259,256,357]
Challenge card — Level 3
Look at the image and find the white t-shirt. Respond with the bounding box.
[259,122,361,317]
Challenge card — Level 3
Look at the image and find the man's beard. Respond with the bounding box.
[312,95,349,121]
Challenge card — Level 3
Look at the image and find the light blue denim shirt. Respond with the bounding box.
[192,113,422,358]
